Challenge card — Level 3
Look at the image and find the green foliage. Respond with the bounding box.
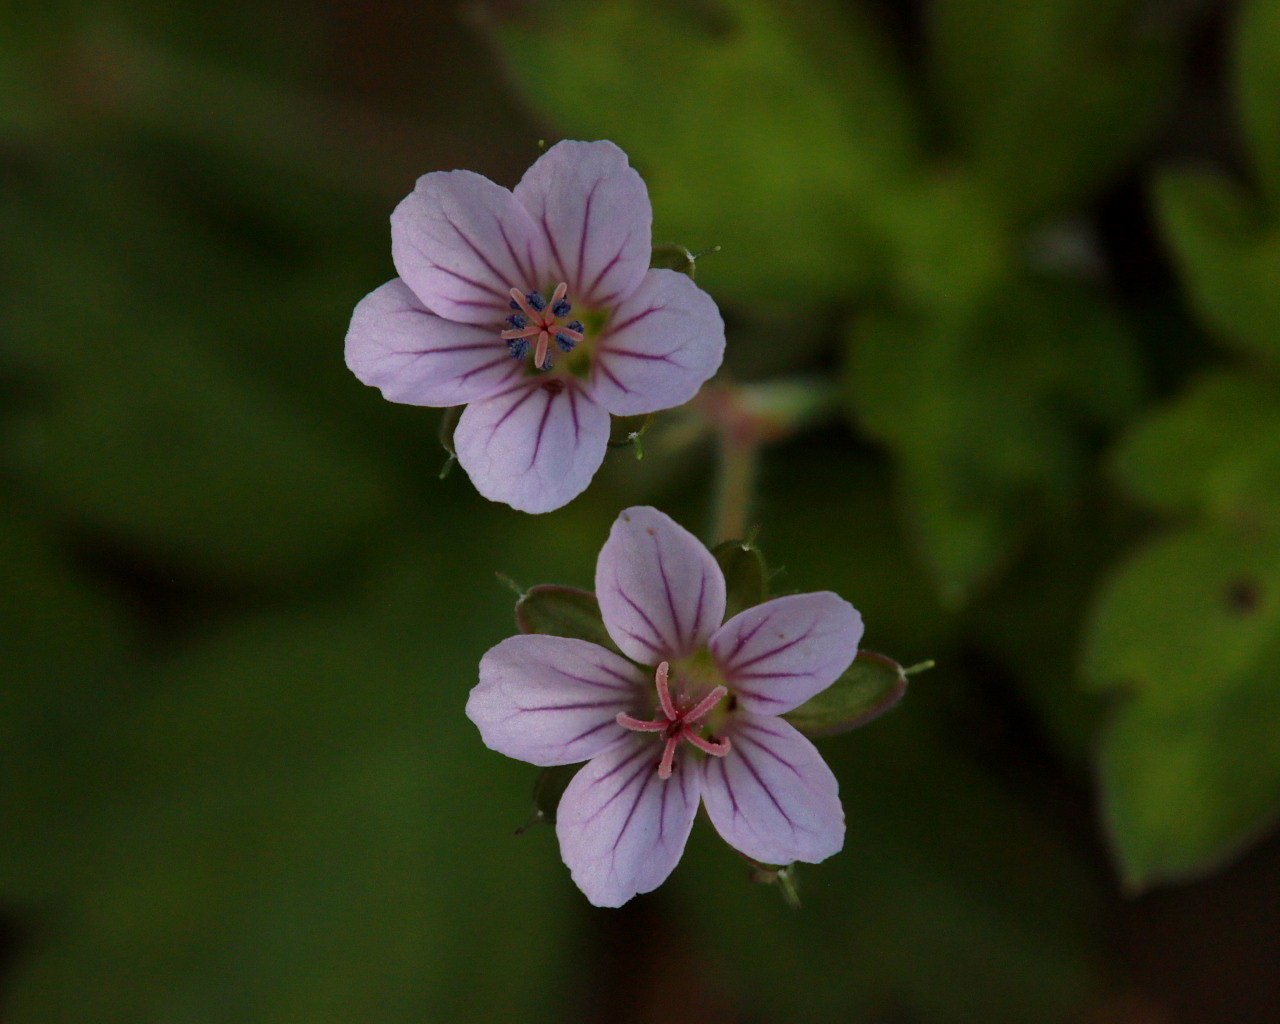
[928,0,1177,220]
[1087,370,1280,886]
[848,278,1141,606]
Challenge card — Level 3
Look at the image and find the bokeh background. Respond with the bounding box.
[4,0,1280,1020]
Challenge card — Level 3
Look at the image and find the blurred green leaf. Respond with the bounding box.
[1112,370,1280,522]
[928,0,1178,220]
[491,0,920,310]
[2,539,579,1024]
[712,538,768,620]
[1084,523,1280,885]
[515,583,618,652]
[847,278,1142,606]
[1099,649,1280,890]
[783,649,907,737]
[1155,167,1280,366]
[1237,0,1280,198]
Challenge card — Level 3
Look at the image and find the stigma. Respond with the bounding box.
[616,661,732,779]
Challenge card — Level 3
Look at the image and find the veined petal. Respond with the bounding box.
[701,713,844,866]
[588,270,726,416]
[392,169,550,326]
[709,593,863,715]
[513,140,651,308]
[557,735,701,907]
[595,506,727,663]
[345,278,519,406]
[467,635,644,767]
[453,380,610,514]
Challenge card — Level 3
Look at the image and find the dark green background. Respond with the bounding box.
[4,1,1279,1021]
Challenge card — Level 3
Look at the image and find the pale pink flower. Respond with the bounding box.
[467,507,863,907]
[345,141,725,513]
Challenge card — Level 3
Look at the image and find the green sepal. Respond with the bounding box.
[783,650,908,737]
[742,855,801,908]
[650,243,698,278]
[437,405,464,479]
[514,584,619,653]
[713,539,769,620]
[607,412,654,453]
[516,763,581,833]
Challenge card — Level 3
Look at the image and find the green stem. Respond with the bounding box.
[713,436,760,545]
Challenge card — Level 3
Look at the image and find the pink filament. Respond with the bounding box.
[616,661,732,779]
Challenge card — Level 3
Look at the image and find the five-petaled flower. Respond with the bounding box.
[467,506,864,907]
[345,141,725,513]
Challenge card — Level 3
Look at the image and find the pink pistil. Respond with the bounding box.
[616,661,732,779]
[506,283,582,371]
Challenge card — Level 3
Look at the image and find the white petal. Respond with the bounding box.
[454,381,610,514]
[588,269,726,416]
[709,593,863,715]
[594,506,727,663]
[557,735,701,907]
[701,713,844,866]
[513,140,651,308]
[392,169,551,325]
[467,635,645,766]
[345,278,519,406]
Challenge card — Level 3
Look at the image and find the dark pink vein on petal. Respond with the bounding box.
[723,616,772,662]
[606,306,661,336]
[528,388,555,470]
[496,216,533,287]
[615,585,669,654]
[733,745,796,827]
[577,179,601,288]
[585,231,632,301]
[446,218,516,298]
[422,256,506,301]
[541,212,568,283]
[729,628,816,672]
[651,534,685,652]
[585,745,653,824]
[492,384,539,433]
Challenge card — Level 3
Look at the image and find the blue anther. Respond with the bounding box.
[507,313,528,329]
[567,320,584,334]
[556,332,577,353]
[526,291,547,312]
[509,299,521,311]
[539,351,555,371]
[507,337,530,360]
[552,297,572,317]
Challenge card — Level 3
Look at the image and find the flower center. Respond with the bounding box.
[616,661,732,780]
[501,282,585,373]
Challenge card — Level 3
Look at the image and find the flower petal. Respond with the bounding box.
[453,380,610,513]
[466,635,644,767]
[513,140,651,308]
[588,269,726,416]
[345,278,520,406]
[595,506,727,663]
[701,713,844,865]
[556,735,701,907]
[709,593,863,715]
[392,169,550,326]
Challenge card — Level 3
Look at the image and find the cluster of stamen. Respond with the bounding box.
[502,283,585,372]
[617,662,732,779]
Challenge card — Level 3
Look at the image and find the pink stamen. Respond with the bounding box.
[534,330,550,369]
[654,661,678,719]
[616,661,733,778]
[500,326,539,341]
[508,288,539,320]
[683,727,732,757]
[551,282,568,305]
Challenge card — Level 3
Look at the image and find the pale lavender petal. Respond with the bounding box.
[513,140,651,308]
[709,593,863,715]
[391,169,551,326]
[701,713,844,866]
[466,635,644,767]
[556,735,701,907]
[345,278,519,406]
[595,506,727,663]
[587,269,726,416]
[453,380,610,514]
